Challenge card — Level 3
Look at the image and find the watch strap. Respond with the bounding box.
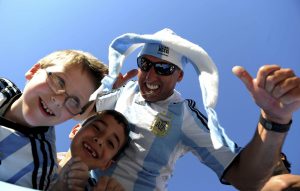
[259,114,292,133]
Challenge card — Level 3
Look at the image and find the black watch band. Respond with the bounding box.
[259,114,292,133]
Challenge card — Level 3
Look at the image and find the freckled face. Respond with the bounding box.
[21,65,95,127]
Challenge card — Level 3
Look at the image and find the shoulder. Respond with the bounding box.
[183,98,208,124]
[0,77,22,105]
[0,77,21,92]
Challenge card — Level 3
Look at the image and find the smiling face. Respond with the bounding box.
[19,64,96,127]
[137,55,183,102]
[70,113,127,170]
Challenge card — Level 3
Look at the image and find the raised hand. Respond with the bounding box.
[113,69,138,89]
[59,157,89,191]
[232,65,300,124]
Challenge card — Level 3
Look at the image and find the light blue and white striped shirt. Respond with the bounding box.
[0,78,57,190]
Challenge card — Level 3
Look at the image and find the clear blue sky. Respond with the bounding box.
[1,1,299,190]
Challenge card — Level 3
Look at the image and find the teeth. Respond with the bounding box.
[83,142,97,158]
[146,83,159,90]
[41,100,54,115]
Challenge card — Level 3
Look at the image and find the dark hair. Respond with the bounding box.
[280,152,291,173]
[272,152,291,175]
[82,110,131,161]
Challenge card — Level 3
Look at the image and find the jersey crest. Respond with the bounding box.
[150,112,172,136]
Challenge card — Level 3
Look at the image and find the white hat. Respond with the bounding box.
[138,43,184,70]
[91,28,236,151]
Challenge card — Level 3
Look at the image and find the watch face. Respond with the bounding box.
[265,122,273,130]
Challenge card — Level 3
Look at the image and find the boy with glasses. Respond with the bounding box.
[88,28,300,190]
[0,50,108,190]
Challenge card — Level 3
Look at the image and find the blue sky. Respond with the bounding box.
[1,0,299,190]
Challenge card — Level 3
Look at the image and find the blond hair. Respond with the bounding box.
[38,50,108,89]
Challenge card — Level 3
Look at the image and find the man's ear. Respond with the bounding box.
[177,71,184,82]
[25,63,41,80]
[69,124,82,139]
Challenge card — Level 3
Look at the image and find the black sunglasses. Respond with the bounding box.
[137,56,178,76]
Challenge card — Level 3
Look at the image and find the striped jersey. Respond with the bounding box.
[0,77,57,190]
[92,81,242,191]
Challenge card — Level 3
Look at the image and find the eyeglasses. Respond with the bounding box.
[137,56,178,76]
[45,70,92,115]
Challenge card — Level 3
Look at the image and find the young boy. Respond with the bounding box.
[0,50,108,190]
[51,110,130,191]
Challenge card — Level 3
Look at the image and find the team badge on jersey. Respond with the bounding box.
[150,112,172,136]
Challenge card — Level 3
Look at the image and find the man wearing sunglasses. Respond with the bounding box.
[136,54,183,103]
[90,29,300,191]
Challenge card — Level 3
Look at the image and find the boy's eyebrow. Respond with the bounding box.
[56,71,85,103]
[97,119,121,147]
[114,133,121,148]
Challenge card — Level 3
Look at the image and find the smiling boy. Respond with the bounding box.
[52,110,130,191]
[0,50,108,190]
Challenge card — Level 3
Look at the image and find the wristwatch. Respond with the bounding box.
[259,114,292,133]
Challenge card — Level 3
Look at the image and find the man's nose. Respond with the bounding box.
[145,66,157,80]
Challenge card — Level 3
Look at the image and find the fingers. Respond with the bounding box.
[94,176,125,191]
[256,65,281,89]
[113,69,138,89]
[233,64,300,123]
[25,63,41,80]
[257,65,300,105]
[232,65,254,92]
[122,69,138,82]
[63,157,89,191]
[264,68,294,94]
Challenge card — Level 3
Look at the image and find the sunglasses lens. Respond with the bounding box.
[154,63,175,76]
[137,57,151,72]
[137,56,176,76]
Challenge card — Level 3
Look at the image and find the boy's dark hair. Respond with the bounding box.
[272,152,291,175]
[280,152,291,173]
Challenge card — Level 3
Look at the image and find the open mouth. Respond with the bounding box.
[142,83,159,96]
[83,141,98,158]
[40,98,55,116]
[146,83,159,90]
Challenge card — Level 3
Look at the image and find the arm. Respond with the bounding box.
[224,65,300,190]
[50,157,89,191]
